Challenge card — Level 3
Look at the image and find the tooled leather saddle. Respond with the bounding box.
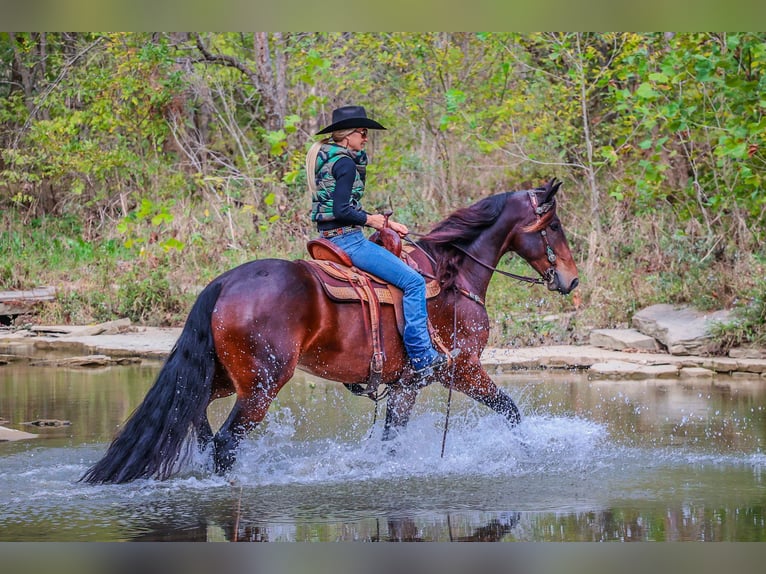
[297,229,443,399]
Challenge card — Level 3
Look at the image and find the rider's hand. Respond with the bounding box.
[366,213,409,237]
[388,221,409,237]
[365,213,386,230]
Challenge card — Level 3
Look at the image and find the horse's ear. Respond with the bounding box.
[543,177,562,203]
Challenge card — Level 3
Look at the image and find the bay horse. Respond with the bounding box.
[81,178,579,484]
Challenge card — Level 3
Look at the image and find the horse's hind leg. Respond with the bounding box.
[212,356,299,475]
[196,417,214,452]
[212,399,251,474]
[197,364,236,453]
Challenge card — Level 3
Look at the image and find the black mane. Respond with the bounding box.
[418,192,510,290]
[420,192,509,247]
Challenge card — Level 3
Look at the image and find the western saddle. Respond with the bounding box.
[299,227,444,399]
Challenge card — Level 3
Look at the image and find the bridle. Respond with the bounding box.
[405,190,559,305]
[525,189,559,283]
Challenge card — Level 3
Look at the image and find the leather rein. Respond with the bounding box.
[404,190,558,305]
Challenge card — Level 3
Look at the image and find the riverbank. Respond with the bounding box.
[2,323,766,379]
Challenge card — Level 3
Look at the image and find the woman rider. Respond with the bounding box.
[306,105,457,381]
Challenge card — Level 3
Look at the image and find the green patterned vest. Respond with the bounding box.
[310,144,367,223]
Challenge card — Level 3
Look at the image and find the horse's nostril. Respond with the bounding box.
[570,278,579,291]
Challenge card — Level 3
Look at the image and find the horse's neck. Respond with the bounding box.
[458,209,521,295]
[461,242,500,295]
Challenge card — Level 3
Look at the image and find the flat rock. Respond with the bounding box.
[31,318,133,337]
[700,357,743,373]
[0,425,39,441]
[589,328,660,352]
[29,355,118,367]
[679,367,715,380]
[0,354,29,364]
[589,360,679,379]
[729,347,766,359]
[632,304,732,356]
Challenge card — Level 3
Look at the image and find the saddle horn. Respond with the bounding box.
[370,209,403,258]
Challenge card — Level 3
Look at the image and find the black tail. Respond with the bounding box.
[80,280,223,484]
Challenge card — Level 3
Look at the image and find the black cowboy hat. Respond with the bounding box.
[316,105,386,135]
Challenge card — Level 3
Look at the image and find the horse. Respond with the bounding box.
[81,178,579,484]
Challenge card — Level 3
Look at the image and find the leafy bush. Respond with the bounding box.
[116,269,186,325]
[711,277,766,353]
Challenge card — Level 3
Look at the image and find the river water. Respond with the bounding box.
[1,361,765,542]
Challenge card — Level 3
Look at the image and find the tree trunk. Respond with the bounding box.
[254,32,284,131]
[575,33,603,275]
[9,33,35,114]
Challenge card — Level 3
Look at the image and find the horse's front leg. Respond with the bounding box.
[382,384,419,440]
[450,361,521,426]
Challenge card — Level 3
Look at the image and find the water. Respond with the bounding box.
[1,362,766,542]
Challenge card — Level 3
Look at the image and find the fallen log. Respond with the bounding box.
[0,287,56,316]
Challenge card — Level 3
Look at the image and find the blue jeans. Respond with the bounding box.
[328,230,439,369]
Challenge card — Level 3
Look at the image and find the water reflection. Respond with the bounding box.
[1,363,766,541]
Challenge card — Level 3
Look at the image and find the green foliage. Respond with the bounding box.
[0,33,180,216]
[711,277,766,352]
[116,198,185,254]
[45,288,115,325]
[115,268,185,325]
[614,33,765,232]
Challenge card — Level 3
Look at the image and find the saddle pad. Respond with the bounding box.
[300,259,440,304]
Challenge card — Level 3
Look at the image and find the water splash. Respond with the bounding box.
[225,408,609,487]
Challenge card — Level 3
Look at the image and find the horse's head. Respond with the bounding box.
[511,179,579,295]
[419,181,579,296]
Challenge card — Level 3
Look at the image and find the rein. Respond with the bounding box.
[440,287,459,458]
[404,190,559,301]
[449,243,546,285]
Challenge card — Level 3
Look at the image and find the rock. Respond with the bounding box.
[30,355,112,367]
[0,354,29,364]
[31,318,133,338]
[700,357,740,374]
[679,367,715,381]
[0,425,38,442]
[589,360,679,379]
[23,419,71,427]
[632,304,732,356]
[589,328,660,352]
[28,354,139,367]
[735,359,766,374]
[729,347,766,359]
[70,318,133,337]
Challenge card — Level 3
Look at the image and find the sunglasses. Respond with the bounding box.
[353,128,369,137]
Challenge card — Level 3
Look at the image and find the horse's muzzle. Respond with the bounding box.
[547,270,579,295]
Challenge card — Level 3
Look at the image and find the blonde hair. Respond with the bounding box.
[305,129,356,194]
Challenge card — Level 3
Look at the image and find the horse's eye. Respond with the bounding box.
[549,221,561,232]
